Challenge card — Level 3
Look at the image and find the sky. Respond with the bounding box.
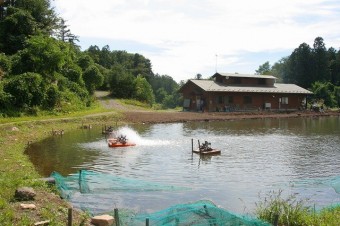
[52,0,340,82]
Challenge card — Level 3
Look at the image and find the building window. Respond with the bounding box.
[225,96,234,104]
[258,79,266,85]
[282,97,288,104]
[215,96,223,104]
[243,96,252,104]
[234,77,241,84]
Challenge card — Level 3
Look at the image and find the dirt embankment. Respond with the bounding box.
[122,110,340,124]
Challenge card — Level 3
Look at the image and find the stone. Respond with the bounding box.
[91,214,114,226]
[11,126,19,131]
[34,220,50,226]
[20,203,36,209]
[15,187,36,201]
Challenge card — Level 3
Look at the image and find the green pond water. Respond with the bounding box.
[25,116,340,215]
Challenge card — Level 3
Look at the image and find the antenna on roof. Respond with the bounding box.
[215,54,218,72]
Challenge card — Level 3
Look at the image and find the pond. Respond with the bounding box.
[25,116,340,215]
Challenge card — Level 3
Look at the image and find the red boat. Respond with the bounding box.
[108,135,136,148]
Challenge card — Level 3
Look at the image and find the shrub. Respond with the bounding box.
[3,72,45,108]
[255,190,310,226]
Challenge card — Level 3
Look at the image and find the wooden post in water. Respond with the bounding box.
[146,218,149,226]
[198,140,201,153]
[191,139,193,152]
[191,139,194,159]
[114,208,120,226]
[68,207,73,226]
[79,170,82,193]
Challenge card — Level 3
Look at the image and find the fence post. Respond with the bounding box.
[67,207,72,226]
[114,208,120,226]
[273,214,279,226]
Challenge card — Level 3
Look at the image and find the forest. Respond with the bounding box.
[0,0,339,117]
[256,37,340,108]
[0,0,180,117]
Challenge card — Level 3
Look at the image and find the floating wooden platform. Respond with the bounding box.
[108,138,136,148]
[192,148,221,155]
[108,142,136,148]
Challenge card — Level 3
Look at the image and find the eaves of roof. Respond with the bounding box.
[190,80,313,94]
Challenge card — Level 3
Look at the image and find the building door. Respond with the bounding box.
[196,95,201,111]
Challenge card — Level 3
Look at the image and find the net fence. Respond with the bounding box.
[123,200,270,226]
[51,170,340,225]
[51,170,188,199]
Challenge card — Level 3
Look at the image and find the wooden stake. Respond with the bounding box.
[67,208,72,226]
[191,139,193,152]
[114,208,120,226]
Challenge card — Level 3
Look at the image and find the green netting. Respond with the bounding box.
[51,170,189,200]
[289,176,340,194]
[120,200,270,226]
[331,176,340,194]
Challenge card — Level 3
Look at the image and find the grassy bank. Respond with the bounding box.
[0,111,122,225]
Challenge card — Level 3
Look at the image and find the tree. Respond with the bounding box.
[0,0,58,54]
[86,45,101,63]
[82,65,103,95]
[54,18,79,44]
[255,61,272,75]
[131,53,153,77]
[108,65,135,98]
[311,81,336,107]
[287,43,314,88]
[134,75,155,105]
[61,63,84,85]
[333,49,340,86]
[313,37,329,82]
[11,35,69,80]
[0,82,11,112]
[0,7,37,54]
[3,72,45,108]
[155,87,167,103]
[271,57,289,83]
[328,47,337,85]
[43,84,61,109]
[77,54,94,70]
[10,0,58,35]
[0,53,10,78]
[98,45,112,68]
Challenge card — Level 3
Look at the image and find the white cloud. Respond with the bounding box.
[52,0,340,82]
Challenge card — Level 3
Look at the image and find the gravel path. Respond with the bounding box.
[95,91,129,111]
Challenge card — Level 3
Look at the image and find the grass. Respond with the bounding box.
[0,103,115,124]
[255,189,340,226]
[118,98,152,109]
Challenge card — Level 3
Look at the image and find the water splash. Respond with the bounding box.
[117,126,170,146]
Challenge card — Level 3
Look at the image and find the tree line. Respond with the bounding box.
[256,37,340,107]
[0,0,180,117]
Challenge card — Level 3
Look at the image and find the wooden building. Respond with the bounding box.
[179,73,313,112]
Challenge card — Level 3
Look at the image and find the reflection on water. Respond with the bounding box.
[25,116,340,214]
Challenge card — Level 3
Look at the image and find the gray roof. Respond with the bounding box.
[214,72,277,79]
[190,79,313,94]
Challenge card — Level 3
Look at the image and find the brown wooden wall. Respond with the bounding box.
[182,91,307,112]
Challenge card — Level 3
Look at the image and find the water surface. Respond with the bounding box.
[26,116,340,214]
